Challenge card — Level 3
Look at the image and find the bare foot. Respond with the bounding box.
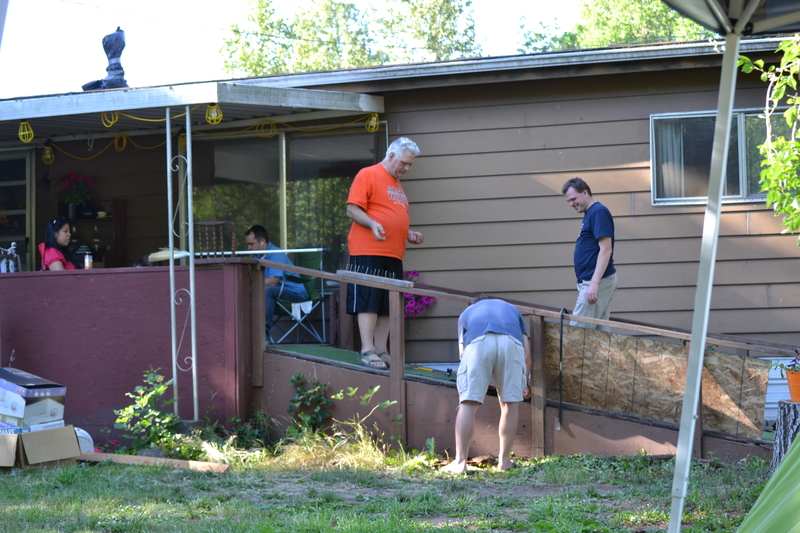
[376,351,391,368]
[498,459,517,471]
[441,460,467,474]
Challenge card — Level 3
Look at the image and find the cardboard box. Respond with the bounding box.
[0,425,80,469]
[0,420,65,435]
[0,368,67,427]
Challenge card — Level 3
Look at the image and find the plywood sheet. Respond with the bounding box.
[632,338,686,424]
[604,334,638,414]
[580,329,612,410]
[738,357,770,436]
[543,323,769,439]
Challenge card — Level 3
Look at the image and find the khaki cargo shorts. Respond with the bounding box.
[457,333,526,404]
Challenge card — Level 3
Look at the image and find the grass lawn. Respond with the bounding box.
[0,448,768,532]
[3,369,767,532]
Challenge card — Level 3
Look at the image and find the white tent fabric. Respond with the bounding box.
[663,0,800,35]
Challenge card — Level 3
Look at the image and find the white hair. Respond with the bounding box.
[386,137,420,159]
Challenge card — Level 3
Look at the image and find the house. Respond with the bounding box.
[0,37,795,449]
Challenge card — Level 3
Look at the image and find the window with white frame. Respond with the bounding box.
[650,110,788,205]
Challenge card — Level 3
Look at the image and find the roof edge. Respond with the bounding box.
[231,37,786,90]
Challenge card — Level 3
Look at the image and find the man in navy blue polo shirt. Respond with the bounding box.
[562,177,618,332]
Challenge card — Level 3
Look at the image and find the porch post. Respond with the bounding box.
[185,106,199,422]
[166,108,179,415]
[389,289,407,443]
[530,315,546,457]
[278,132,287,249]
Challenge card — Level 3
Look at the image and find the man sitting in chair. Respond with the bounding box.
[245,225,308,340]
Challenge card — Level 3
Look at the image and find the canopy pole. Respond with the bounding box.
[667,31,742,533]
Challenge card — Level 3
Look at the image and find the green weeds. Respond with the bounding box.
[13,371,769,532]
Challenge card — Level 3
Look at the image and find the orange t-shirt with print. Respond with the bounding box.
[347,163,410,260]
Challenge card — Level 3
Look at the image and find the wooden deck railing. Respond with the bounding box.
[257,257,794,453]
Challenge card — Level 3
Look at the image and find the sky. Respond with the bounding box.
[0,0,583,100]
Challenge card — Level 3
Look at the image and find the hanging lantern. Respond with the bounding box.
[365,113,379,132]
[205,103,223,125]
[41,142,55,165]
[18,121,34,143]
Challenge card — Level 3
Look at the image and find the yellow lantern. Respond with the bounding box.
[42,142,55,165]
[205,103,223,125]
[365,113,379,132]
[18,121,34,143]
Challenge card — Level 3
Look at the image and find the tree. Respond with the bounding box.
[740,38,800,245]
[222,0,480,77]
[519,0,716,53]
[381,0,479,62]
[223,0,293,77]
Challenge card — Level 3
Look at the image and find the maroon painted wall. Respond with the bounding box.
[0,261,261,445]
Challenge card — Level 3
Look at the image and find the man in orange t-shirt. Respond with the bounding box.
[346,137,424,369]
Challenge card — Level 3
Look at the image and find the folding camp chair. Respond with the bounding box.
[270,250,326,344]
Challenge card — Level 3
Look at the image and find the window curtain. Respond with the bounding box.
[656,120,684,199]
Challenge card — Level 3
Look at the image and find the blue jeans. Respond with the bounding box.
[266,282,308,330]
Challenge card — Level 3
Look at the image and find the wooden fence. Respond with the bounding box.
[259,258,791,454]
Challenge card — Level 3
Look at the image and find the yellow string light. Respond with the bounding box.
[256,119,277,138]
[41,114,378,160]
[48,131,179,161]
[18,121,34,143]
[101,112,119,128]
[41,143,55,165]
[205,104,223,125]
[113,134,128,152]
[365,113,379,132]
[116,104,203,123]
[53,140,114,161]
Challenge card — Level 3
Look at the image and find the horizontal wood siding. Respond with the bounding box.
[385,69,799,361]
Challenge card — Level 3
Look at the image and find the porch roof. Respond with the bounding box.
[0,81,384,147]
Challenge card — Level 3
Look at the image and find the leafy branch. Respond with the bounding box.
[740,37,800,244]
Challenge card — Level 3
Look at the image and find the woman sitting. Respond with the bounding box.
[38,217,76,271]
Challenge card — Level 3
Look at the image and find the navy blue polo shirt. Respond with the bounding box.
[573,201,615,282]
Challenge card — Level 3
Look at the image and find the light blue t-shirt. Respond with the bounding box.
[458,299,527,347]
[261,242,306,295]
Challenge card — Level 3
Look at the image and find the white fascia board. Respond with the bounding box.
[0,83,222,121]
[217,83,383,113]
[0,82,383,122]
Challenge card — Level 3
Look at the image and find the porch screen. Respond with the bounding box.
[192,128,385,270]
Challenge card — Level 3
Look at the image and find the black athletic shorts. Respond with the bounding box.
[346,255,404,316]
